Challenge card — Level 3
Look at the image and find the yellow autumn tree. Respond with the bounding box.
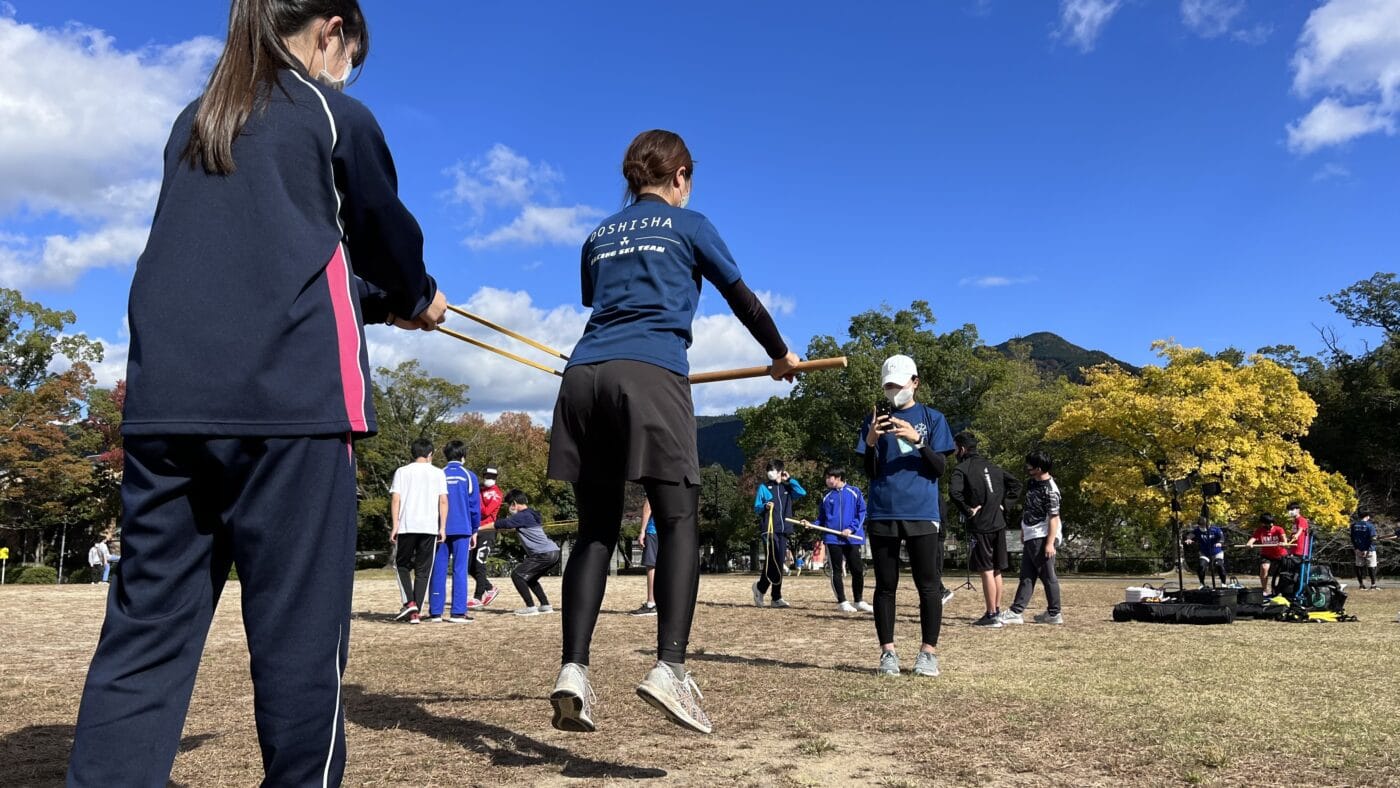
[1046,342,1355,529]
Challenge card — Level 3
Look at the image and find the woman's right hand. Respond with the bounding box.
[769,351,801,382]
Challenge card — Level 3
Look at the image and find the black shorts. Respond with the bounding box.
[547,360,699,485]
[969,529,1008,573]
[866,519,940,539]
[642,533,658,568]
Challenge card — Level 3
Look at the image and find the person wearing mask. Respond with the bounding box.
[1287,502,1311,559]
[67,2,447,783]
[426,441,480,623]
[814,466,869,613]
[1245,513,1289,592]
[857,354,956,677]
[545,129,800,735]
[1184,516,1228,588]
[489,490,561,616]
[948,432,1020,628]
[999,452,1064,625]
[469,466,503,609]
[752,460,807,608]
[1349,512,1379,591]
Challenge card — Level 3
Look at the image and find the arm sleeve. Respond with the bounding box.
[469,477,482,533]
[788,478,806,498]
[863,448,878,480]
[815,493,829,527]
[333,101,437,320]
[354,277,392,325]
[716,278,787,360]
[579,244,594,308]
[855,489,866,528]
[753,485,771,515]
[949,466,972,518]
[918,446,947,477]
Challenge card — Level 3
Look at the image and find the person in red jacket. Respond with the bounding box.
[1287,502,1310,558]
[1246,513,1289,592]
[469,466,504,609]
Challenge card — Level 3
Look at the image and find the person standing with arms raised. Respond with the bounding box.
[546,130,800,735]
[68,1,447,784]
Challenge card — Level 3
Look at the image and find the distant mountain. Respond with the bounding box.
[696,415,745,473]
[993,331,1138,383]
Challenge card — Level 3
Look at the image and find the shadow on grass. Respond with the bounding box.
[637,648,871,676]
[342,685,666,780]
[0,725,216,786]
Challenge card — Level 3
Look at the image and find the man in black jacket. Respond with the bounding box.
[948,432,1021,627]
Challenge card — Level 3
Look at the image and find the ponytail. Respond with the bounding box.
[182,0,369,175]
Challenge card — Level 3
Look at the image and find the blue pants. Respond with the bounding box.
[428,535,472,617]
[68,435,357,787]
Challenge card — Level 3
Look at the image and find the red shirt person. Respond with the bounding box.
[1287,502,1310,557]
[1246,513,1289,591]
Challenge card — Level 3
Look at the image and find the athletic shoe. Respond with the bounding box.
[467,598,483,610]
[751,582,766,608]
[877,650,901,677]
[538,604,554,614]
[856,601,874,613]
[998,610,1025,625]
[408,612,421,625]
[631,603,658,617]
[636,662,712,734]
[394,602,418,621]
[837,601,858,613]
[972,612,1004,628]
[941,588,955,605]
[771,599,791,609]
[481,587,499,607]
[912,652,940,678]
[515,606,540,617]
[1033,612,1064,625]
[551,663,597,733]
[445,615,472,623]
[424,615,444,624]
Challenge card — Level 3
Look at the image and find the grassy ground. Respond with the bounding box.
[1,572,1397,787]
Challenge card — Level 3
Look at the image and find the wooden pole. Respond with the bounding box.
[435,326,563,377]
[446,305,570,360]
[689,356,847,385]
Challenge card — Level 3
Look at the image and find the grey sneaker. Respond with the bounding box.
[515,606,540,617]
[771,598,791,609]
[856,601,874,613]
[999,610,1025,625]
[636,662,712,734]
[877,650,901,677]
[538,604,554,614]
[913,651,940,678]
[1034,612,1064,625]
[751,582,766,608]
[550,663,597,733]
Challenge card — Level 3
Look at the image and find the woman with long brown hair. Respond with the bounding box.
[67,1,445,784]
[547,130,800,735]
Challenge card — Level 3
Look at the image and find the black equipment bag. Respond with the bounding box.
[1111,601,1234,625]
[1183,587,1238,609]
[1236,587,1264,606]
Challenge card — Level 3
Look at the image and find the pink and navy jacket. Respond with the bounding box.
[122,69,435,438]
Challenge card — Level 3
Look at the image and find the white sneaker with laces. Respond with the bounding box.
[636,662,712,734]
[999,610,1025,625]
[751,582,766,608]
[856,601,874,613]
[551,663,597,733]
[515,606,540,617]
[837,601,858,613]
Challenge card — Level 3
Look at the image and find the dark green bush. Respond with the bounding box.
[15,565,57,585]
[68,567,95,584]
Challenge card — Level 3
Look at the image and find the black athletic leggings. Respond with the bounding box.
[828,543,864,603]
[469,531,495,598]
[563,478,699,665]
[871,532,942,648]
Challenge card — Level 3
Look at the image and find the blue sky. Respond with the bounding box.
[3,0,1397,417]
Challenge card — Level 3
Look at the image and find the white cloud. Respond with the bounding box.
[1287,0,1400,154]
[47,318,130,389]
[1312,162,1352,181]
[1231,23,1272,45]
[0,13,217,287]
[754,290,797,316]
[958,275,1038,288]
[446,144,604,250]
[1054,0,1123,53]
[1181,0,1245,39]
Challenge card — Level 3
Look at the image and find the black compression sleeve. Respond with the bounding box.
[718,278,788,359]
[919,446,948,477]
[864,448,878,480]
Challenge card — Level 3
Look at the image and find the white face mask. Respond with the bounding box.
[483,478,496,488]
[766,470,779,481]
[317,30,352,90]
[885,385,914,408]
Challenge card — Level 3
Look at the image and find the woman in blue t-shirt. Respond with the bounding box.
[855,354,956,679]
[546,130,800,735]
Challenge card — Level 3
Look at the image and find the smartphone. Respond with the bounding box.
[874,399,894,430]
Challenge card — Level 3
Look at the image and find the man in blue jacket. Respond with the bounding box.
[815,466,869,613]
[427,441,481,622]
[752,460,805,608]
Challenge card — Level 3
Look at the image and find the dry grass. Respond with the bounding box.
[2,572,1398,786]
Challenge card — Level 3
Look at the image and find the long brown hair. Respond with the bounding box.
[183,0,369,175]
[621,130,693,204]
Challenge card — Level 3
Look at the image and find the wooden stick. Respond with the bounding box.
[436,326,563,377]
[786,517,864,542]
[689,356,848,385]
[447,305,570,361]
[1235,543,1297,548]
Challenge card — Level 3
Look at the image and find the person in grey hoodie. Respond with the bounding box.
[492,489,561,616]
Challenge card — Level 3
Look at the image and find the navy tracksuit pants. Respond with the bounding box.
[428,535,472,617]
[67,434,358,787]
[755,532,790,601]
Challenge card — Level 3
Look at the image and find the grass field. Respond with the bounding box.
[2,572,1398,787]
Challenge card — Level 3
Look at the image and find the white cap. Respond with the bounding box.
[881,354,918,387]
[484,466,499,477]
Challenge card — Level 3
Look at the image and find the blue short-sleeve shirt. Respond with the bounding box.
[855,402,955,521]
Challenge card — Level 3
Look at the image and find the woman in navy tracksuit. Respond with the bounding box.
[815,466,869,612]
[67,2,446,785]
[752,459,806,607]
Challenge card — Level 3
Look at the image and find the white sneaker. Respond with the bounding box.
[551,663,597,733]
[751,582,766,608]
[445,615,471,623]
[941,588,955,605]
[999,610,1024,625]
[1033,612,1064,625]
[636,662,712,734]
[423,615,444,624]
[771,598,791,609]
[837,601,858,613]
[856,601,874,613]
[515,606,540,617]
[538,604,554,614]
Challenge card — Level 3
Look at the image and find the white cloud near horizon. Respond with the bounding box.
[1054,0,1123,53]
[446,144,605,250]
[0,13,217,289]
[1287,0,1400,154]
[959,275,1038,288]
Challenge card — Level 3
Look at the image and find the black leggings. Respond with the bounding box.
[562,478,699,665]
[828,543,864,603]
[513,550,560,607]
[871,532,942,648]
[470,531,496,598]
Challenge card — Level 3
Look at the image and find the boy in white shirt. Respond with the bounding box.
[390,438,448,624]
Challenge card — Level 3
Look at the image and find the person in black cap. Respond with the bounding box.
[469,466,503,609]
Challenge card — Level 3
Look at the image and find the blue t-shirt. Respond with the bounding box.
[1191,525,1224,557]
[568,194,743,376]
[645,517,656,537]
[1350,520,1376,551]
[855,403,955,522]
